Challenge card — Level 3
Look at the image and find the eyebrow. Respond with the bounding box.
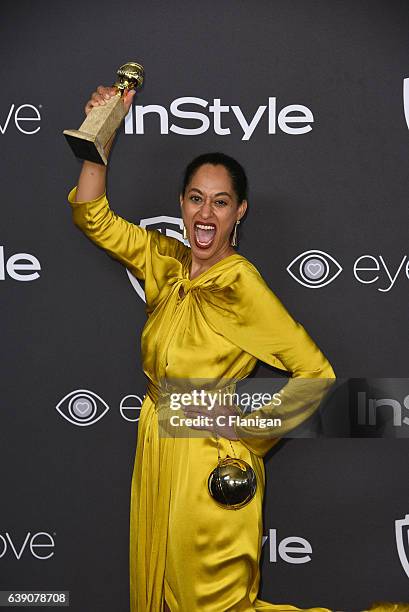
[188,187,232,198]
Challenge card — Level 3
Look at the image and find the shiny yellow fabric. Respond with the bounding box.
[68,186,336,612]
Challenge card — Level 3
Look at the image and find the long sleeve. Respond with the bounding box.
[199,260,336,457]
[67,186,152,280]
[67,186,189,292]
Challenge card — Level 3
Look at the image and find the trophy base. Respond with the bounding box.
[63,129,107,165]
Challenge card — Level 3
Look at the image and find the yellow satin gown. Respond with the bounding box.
[68,186,337,612]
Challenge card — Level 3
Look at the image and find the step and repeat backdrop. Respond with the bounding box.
[1,1,409,610]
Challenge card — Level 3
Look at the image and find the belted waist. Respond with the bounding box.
[146,378,238,413]
[147,380,160,403]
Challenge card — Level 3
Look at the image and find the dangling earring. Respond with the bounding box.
[180,200,188,240]
[231,220,240,246]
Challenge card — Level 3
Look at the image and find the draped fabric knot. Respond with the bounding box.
[168,277,190,290]
[167,276,200,300]
[167,276,183,287]
[167,272,225,296]
[179,278,192,295]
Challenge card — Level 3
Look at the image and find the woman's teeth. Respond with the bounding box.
[194,223,216,247]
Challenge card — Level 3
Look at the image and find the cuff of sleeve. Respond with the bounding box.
[67,186,107,206]
[232,410,282,458]
[233,422,281,458]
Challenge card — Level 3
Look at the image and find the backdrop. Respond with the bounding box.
[1,1,409,610]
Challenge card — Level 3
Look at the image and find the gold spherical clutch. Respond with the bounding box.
[207,455,257,510]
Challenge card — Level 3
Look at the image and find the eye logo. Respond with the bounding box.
[56,389,109,426]
[126,215,187,301]
[287,250,343,288]
[403,78,409,130]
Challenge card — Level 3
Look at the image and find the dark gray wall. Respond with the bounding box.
[1,1,409,610]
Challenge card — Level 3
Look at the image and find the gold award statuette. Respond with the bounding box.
[63,61,144,165]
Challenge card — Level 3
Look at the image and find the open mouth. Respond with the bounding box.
[193,222,217,248]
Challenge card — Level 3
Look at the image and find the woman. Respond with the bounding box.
[67,85,382,612]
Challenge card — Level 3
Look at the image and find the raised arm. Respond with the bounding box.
[76,85,135,202]
[67,85,153,281]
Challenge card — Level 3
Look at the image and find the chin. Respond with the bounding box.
[191,246,215,259]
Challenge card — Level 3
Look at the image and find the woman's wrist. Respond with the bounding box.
[231,403,242,416]
[82,160,107,173]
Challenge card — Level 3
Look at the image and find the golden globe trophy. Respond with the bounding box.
[63,61,144,165]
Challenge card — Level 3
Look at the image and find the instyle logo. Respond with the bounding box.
[0,246,41,281]
[396,514,409,579]
[0,531,55,560]
[56,390,145,425]
[357,391,409,429]
[262,528,312,564]
[0,104,41,135]
[124,96,314,141]
[287,249,409,292]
